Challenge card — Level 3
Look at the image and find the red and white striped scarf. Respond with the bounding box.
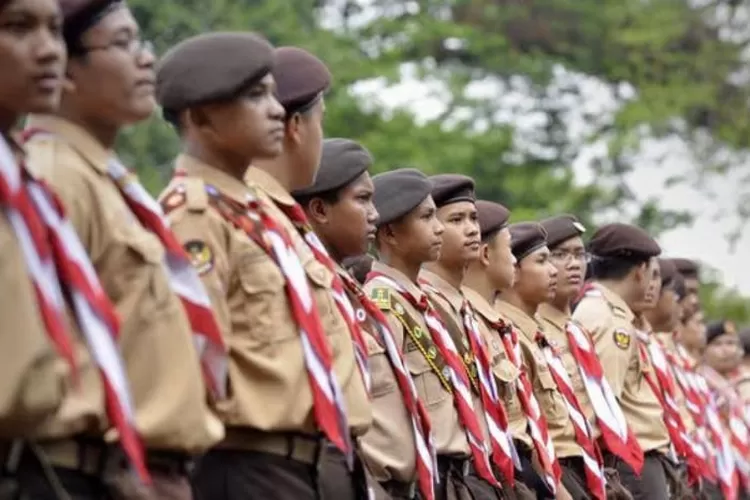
[535,330,606,500]
[420,281,519,485]
[367,272,500,487]
[635,331,702,485]
[491,319,561,494]
[279,204,370,393]
[564,321,644,474]
[0,135,149,483]
[169,175,353,461]
[339,270,436,500]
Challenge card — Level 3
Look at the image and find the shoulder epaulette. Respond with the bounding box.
[369,287,391,311]
[185,177,209,211]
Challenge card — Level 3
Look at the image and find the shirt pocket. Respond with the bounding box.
[536,366,567,421]
[366,335,397,398]
[109,228,168,312]
[405,349,450,408]
[235,251,290,345]
[492,358,519,405]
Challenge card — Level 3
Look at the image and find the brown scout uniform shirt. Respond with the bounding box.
[161,157,370,437]
[572,283,670,453]
[537,303,598,435]
[365,262,470,457]
[26,116,222,454]
[339,265,417,485]
[462,287,532,450]
[495,300,580,458]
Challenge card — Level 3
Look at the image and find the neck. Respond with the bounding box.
[597,278,638,310]
[56,108,119,149]
[550,294,572,315]
[253,154,292,191]
[499,289,538,318]
[686,346,702,360]
[314,226,343,264]
[464,265,496,305]
[0,112,18,136]
[380,250,422,284]
[424,261,464,289]
[183,140,249,181]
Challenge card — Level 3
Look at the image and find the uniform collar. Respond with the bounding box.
[495,299,541,340]
[371,261,425,301]
[462,286,501,324]
[245,166,296,206]
[27,115,111,174]
[175,154,251,204]
[591,282,635,323]
[419,268,464,311]
[537,303,569,332]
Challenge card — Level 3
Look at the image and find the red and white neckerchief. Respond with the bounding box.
[338,270,436,500]
[535,330,606,500]
[279,204,370,393]
[564,321,644,474]
[24,128,229,401]
[367,271,500,487]
[420,281,519,485]
[656,335,715,482]
[169,173,353,462]
[635,330,701,485]
[691,360,739,500]
[0,135,149,483]
[490,319,561,494]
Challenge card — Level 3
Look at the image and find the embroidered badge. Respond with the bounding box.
[370,288,391,310]
[183,240,213,275]
[613,329,632,350]
[162,191,185,210]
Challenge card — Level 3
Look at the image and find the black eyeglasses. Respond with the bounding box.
[80,37,153,56]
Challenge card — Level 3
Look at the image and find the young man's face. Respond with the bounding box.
[383,195,444,265]
[704,334,742,375]
[435,201,480,268]
[310,172,377,261]
[682,276,701,316]
[514,246,557,307]
[651,284,681,331]
[485,227,516,291]
[548,236,586,301]
[285,98,325,191]
[632,257,660,315]
[680,311,706,352]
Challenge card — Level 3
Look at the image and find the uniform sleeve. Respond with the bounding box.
[168,206,232,343]
[573,299,629,399]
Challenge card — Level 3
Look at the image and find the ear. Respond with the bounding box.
[285,113,304,146]
[479,242,491,267]
[381,223,398,247]
[62,64,77,94]
[307,198,329,225]
[633,261,648,284]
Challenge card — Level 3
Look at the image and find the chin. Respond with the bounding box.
[28,94,62,114]
[125,101,156,124]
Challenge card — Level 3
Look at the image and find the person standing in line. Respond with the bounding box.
[670,258,701,317]
[293,138,436,500]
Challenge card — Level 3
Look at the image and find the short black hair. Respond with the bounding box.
[589,255,650,281]
[293,186,342,208]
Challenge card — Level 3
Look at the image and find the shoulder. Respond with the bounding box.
[26,134,92,180]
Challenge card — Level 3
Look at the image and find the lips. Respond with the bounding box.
[32,72,61,92]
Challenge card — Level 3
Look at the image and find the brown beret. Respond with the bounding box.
[540,214,586,249]
[509,222,548,261]
[706,320,737,345]
[156,32,274,113]
[430,174,475,208]
[670,258,700,278]
[658,258,678,286]
[373,168,431,226]
[587,223,661,259]
[273,47,331,115]
[476,200,511,241]
[292,138,373,199]
[740,328,750,356]
[60,0,123,52]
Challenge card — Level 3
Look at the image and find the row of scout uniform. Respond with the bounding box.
[1,0,749,498]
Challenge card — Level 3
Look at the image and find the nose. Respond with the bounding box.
[435,219,445,236]
[367,203,379,225]
[269,95,286,121]
[548,262,558,278]
[136,41,156,68]
[466,219,479,237]
[35,28,66,66]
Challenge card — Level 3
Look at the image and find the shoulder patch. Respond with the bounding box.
[613,328,632,350]
[160,189,186,213]
[184,178,209,211]
[184,240,213,275]
[369,287,391,310]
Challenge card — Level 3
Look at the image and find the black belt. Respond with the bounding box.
[146,449,193,476]
[381,479,417,499]
[437,455,471,478]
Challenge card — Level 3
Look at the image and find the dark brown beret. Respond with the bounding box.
[292,138,373,199]
[430,174,475,208]
[658,258,678,286]
[273,47,331,115]
[740,328,750,356]
[373,168,431,227]
[156,32,274,113]
[540,214,586,249]
[706,320,737,345]
[587,223,661,259]
[60,0,123,52]
[476,200,511,241]
[670,258,700,278]
[509,222,548,261]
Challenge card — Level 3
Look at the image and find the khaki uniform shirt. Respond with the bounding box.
[364,262,469,457]
[462,287,532,449]
[341,266,417,484]
[495,300,579,458]
[572,283,670,452]
[537,303,597,435]
[162,158,370,437]
[419,269,490,445]
[26,116,222,453]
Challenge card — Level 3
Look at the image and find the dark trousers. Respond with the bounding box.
[559,457,592,500]
[513,442,553,499]
[604,450,669,500]
[192,446,364,500]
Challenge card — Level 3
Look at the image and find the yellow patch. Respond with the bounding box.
[613,329,631,350]
[370,288,391,311]
[184,240,213,275]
